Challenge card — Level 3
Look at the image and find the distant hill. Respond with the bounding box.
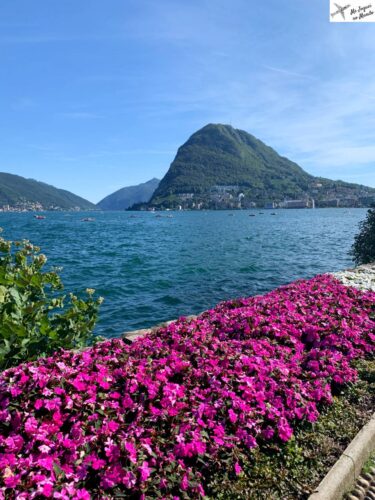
[0,172,95,210]
[148,124,375,209]
[98,178,160,210]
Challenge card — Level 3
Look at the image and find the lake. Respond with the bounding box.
[0,208,366,337]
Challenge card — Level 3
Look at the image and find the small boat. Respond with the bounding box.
[259,212,264,214]
[271,212,277,215]
[249,214,256,217]
[81,217,95,222]
[34,215,46,220]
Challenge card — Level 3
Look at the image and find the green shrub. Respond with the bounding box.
[351,207,375,265]
[0,231,102,370]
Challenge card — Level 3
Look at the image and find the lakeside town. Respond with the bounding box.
[0,201,92,212]
[2,193,375,213]
[148,187,375,211]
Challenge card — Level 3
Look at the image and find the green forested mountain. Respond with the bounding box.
[149,124,375,209]
[98,178,160,210]
[0,173,95,210]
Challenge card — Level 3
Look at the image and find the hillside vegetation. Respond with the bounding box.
[98,178,159,210]
[149,124,375,209]
[0,173,95,210]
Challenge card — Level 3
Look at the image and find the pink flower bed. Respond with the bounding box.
[0,275,374,499]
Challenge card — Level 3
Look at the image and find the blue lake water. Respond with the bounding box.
[0,208,367,337]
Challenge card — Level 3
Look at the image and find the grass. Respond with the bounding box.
[361,452,375,475]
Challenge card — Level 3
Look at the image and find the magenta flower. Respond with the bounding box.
[277,418,293,442]
[123,471,136,489]
[91,456,106,470]
[138,461,151,482]
[74,489,91,500]
[234,462,243,475]
[228,409,238,423]
[4,474,20,488]
[181,473,189,490]
[124,441,137,464]
[0,275,373,498]
[41,482,54,497]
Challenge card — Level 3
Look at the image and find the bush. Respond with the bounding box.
[0,231,102,370]
[352,206,375,265]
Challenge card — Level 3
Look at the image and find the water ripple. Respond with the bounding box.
[0,208,366,337]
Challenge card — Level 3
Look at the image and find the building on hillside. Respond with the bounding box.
[178,193,194,200]
[317,198,340,208]
[264,202,278,209]
[210,185,240,193]
[359,196,375,207]
[282,199,311,209]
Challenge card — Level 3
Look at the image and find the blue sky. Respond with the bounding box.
[1,0,375,203]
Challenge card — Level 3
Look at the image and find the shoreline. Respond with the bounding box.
[122,262,375,343]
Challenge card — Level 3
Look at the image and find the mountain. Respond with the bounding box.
[97,178,160,210]
[148,124,375,209]
[0,172,95,210]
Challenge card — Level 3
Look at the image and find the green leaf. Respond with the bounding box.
[0,234,101,370]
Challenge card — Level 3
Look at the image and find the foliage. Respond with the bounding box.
[351,206,375,265]
[0,172,95,209]
[149,124,375,208]
[0,275,373,498]
[360,451,375,476]
[0,232,102,370]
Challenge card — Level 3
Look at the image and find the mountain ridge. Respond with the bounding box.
[147,124,375,209]
[0,172,95,211]
[97,178,160,210]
